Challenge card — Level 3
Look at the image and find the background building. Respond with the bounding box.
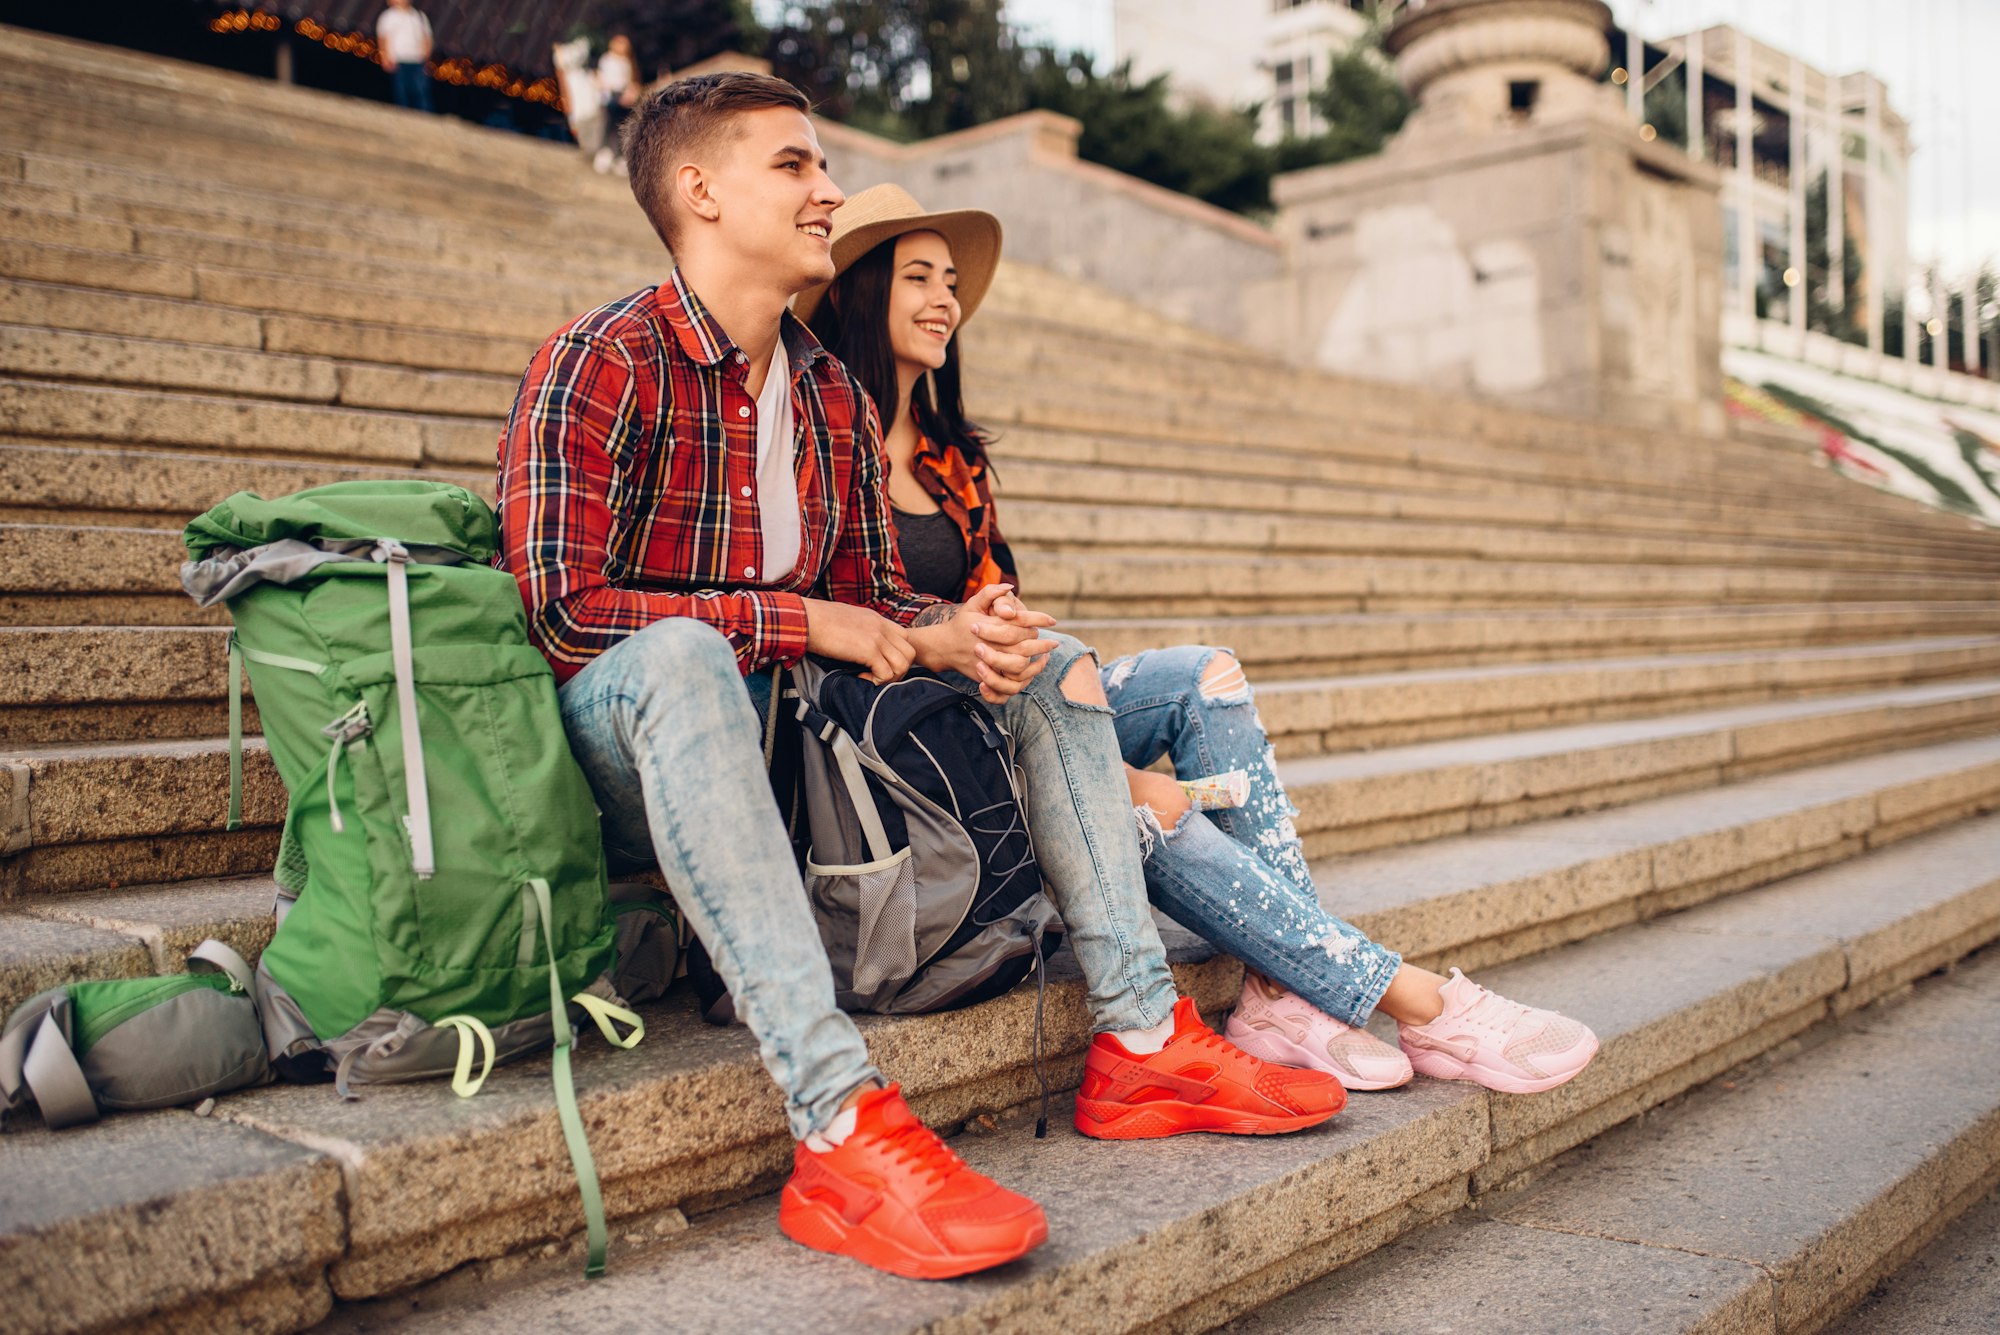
[1111,0,1386,142]
[1626,22,1913,353]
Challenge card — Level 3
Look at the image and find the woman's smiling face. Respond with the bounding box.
[886,230,960,379]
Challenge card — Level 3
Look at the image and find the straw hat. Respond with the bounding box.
[791,183,1002,329]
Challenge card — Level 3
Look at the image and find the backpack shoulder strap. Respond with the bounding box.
[21,1010,97,1130]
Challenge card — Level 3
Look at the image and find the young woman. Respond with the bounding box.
[797,185,1599,1095]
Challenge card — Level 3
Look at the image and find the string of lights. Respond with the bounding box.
[206,8,562,108]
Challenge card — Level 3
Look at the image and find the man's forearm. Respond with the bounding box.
[910,602,959,629]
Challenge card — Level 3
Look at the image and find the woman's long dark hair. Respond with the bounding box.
[806,234,992,467]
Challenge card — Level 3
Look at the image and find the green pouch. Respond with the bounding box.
[0,941,269,1128]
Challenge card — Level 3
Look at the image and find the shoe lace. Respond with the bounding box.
[877,1116,965,1187]
[1457,983,1532,1033]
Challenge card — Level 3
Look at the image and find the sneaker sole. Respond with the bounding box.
[1223,1020,1414,1091]
[1402,1037,1600,1094]
[1072,1093,1342,1140]
[777,1185,1047,1280]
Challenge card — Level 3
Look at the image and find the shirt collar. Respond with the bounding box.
[663,268,829,380]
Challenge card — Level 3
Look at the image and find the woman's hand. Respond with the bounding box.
[909,584,1060,703]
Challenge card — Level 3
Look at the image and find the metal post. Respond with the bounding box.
[1933,265,1949,372]
[1686,27,1704,161]
[1827,76,1844,323]
[1736,27,1756,322]
[1865,75,1882,359]
[1789,51,1806,338]
[1626,20,1643,121]
[1968,283,1983,376]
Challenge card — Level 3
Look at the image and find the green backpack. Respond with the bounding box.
[182,480,639,1276]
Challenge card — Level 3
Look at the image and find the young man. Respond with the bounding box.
[495,72,1344,1281]
[374,0,433,113]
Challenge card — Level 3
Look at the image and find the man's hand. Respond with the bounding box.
[908,584,1061,703]
[804,599,916,684]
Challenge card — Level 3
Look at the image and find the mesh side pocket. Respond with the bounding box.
[808,847,918,997]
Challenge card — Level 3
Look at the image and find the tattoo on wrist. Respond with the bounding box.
[911,603,959,628]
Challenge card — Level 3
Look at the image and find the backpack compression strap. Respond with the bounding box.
[523,876,609,1278]
[378,542,436,879]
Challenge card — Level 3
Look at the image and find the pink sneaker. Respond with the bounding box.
[1223,973,1413,1091]
[1397,969,1597,1094]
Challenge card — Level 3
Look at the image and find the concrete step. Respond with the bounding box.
[0,441,484,529]
[1253,636,2000,756]
[1072,603,2000,677]
[10,513,1990,631]
[0,377,491,466]
[11,677,2000,897]
[1220,939,2000,1335]
[2,909,1239,1317]
[1318,730,2000,974]
[1823,1180,2000,1334]
[0,298,1963,559]
[0,230,1962,536]
[1282,676,2000,856]
[281,817,2000,1330]
[9,617,1998,753]
[10,727,1997,1017]
[1020,549,1999,619]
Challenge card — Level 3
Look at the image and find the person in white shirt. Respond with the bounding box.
[597,35,640,172]
[376,0,434,113]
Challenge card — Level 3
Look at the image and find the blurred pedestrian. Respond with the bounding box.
[376,0,434,113]
[598,34,641,172]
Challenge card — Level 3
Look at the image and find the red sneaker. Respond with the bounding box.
[779,1084,1048,1279]
[1074,997,1347,1139]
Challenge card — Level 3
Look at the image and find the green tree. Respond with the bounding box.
[765,0,1026,139]
[581,0,761,79]
[1804,170,1864,345]
[1642,66,1687,150]
[1304,33,1410,162]
[1022,53,1272,213]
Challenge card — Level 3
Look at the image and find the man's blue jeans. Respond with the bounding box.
[1102,646,1402,1027]
[559,620,879,1139]
[558,621,1179,1136]
[390,62,432,112]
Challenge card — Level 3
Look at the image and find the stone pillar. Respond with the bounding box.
[1265,0,1724,432]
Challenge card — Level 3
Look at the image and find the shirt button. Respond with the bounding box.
[737,405,751,419]
[743,565,756,578]
[740,485,752,498]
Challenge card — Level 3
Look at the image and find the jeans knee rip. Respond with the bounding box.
[1197,659,1251,706]
[1104,654,1141,691]
[1133,801,1198,859]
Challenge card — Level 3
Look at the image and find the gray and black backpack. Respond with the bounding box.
[695,658,1061,1020]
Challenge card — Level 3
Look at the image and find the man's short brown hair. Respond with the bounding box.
[621,71,812,252]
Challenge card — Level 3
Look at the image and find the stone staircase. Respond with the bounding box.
[4,23,1999,1334]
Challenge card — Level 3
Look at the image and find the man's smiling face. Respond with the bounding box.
[701,106,844,295]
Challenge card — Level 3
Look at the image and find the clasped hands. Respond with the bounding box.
[802,584,1060,704]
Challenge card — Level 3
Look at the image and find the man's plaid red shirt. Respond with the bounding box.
[496,269,944,683]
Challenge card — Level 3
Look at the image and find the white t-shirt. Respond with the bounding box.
[597,52,634,99]
[376,8,432,65]
[751,342,800,584]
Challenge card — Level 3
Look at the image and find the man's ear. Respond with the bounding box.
[675,161,720,226]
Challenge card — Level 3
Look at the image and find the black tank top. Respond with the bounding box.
[892,505,969,600]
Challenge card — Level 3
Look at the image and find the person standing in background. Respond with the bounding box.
[598,33,640,171]
[376,0,434,113]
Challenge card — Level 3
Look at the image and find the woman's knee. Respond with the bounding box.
[1197,650,1249,703]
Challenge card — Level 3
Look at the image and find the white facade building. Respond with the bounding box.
[1111,0,1383,143]
[1629,23,1914,357]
